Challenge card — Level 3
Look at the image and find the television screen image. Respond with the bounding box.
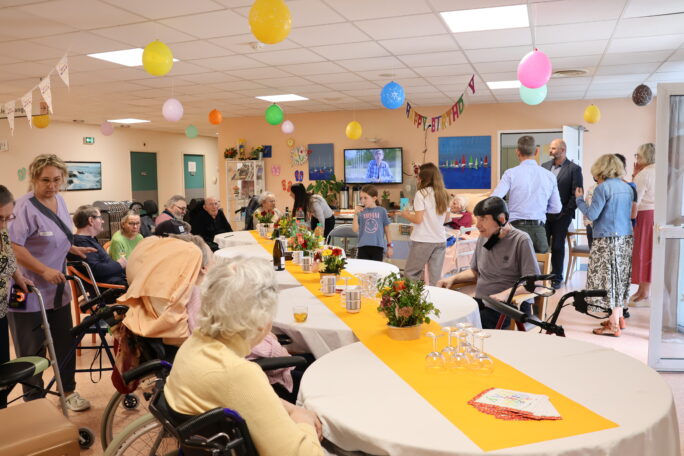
[344,147,403,184]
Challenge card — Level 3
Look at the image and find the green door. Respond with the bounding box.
[184,154,205,201]
[130,151,158,205]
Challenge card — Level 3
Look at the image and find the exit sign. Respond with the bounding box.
[83,137,95,145]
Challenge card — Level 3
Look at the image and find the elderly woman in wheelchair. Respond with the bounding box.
[163,257,323,455]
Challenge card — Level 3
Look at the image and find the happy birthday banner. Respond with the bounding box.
[405,75,476,133]
[0,54,70,135]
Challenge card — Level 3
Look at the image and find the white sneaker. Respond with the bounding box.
[65,392,91,412]
[630,299,650,308]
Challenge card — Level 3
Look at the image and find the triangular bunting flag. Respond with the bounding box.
[21,91,32,128]
[39,76,53,113]
[5,101,15,136]
[56,54,69,87]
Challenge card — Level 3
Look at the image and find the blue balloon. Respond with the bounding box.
[380,81,405,109]
[519,84,547,106]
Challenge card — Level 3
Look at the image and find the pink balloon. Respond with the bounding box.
[281,119,294,134]
[162,98,184,122]
[517,49,552,89]
[100,121,114,136]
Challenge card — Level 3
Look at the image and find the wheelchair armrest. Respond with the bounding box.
[122,360,173,384]
[276,334,293,346]
[253,355,307,371]
[69,304,127,336]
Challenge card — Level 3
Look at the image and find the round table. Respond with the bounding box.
[213,231,258,249]
[299,332,680,456]
[344,259,399,278]
[274,278,480,358]
[214,244,271,261]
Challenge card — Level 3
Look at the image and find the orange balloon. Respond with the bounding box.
[208,109,222,125]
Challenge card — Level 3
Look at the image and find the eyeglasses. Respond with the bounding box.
[127,222,141,226]
[38,177,63,186]
[173,204,187,212]
[0,215,16,223]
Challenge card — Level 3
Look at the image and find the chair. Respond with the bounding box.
[242,195,260,231]
[141,200,158,237]
[184,198,205,223]
[511,252,553,323]
[325,224,358,258]
[103,241,111,254]
[565,229,590,283]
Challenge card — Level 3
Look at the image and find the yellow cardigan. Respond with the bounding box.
[165,332,322,456]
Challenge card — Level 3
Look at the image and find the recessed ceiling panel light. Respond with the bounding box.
[255,94,309,102]
[88,48,178,67]
[441,5,528,33]
[108,118,150,124]
[486,80,521,90]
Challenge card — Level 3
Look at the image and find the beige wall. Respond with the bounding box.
[217,97,656,211]
[0,120,219,210]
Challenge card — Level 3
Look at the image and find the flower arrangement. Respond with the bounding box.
[377,273,440,328]
[255,210,275,224]
[289,227,320,252]
[224,147,238,159]
[275,213,296,237]
[317,247,346,274]
[250,145,265,160]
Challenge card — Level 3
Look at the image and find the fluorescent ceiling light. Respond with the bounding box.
[88,48,178,67]
[486,80,521,90]
[256,94,309,102]
[441,5,529,33]
[108,118,150,124]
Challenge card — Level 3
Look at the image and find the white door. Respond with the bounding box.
[648,83,684,371]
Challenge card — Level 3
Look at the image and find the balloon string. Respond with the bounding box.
[528,0,536,49]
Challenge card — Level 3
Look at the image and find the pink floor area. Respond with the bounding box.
[7,269,684,455]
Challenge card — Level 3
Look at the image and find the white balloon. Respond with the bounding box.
[100,121,114,136]
[281,119,295,134]
[162,98,184,122]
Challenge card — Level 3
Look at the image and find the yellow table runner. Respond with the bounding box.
[250,233,617,451]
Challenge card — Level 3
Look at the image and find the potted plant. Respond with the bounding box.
[289,227,320,253]
[381,190,391,210]
[250,145,265,160]
[224,147,238,159]
[255,210,275,237]
[316,247,346,277]
[377,273,440,341]
[307,174,345,206]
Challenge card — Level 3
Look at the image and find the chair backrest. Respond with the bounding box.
[185,198,205,223]
[534,252,552,320]
[143,200,159,217]
[325,224,359,257]
[243,196,260,231]
[103,241,111,253]
[566,229,589,253]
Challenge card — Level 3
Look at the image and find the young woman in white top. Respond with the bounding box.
[400,163,450,285]
[630,143,656,305]
[290,183,335,238]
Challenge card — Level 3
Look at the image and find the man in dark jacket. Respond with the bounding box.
[542,139,583,288]
[189,197,232,251]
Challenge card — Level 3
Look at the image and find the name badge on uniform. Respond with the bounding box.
[39,231,54,237]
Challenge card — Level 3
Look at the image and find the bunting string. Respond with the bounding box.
[405,75,476,133]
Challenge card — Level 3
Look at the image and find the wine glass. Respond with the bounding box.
[455,323,472,353]
[465,328,481,368]
[340,276,351,307]
[440,327,455,359]
[425,332,445,370]
[446,330,468,370]
[475,332,494,375]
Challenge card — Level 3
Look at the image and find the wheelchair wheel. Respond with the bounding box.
[104,413,178,456]
[100,391,149,449]
[78,427,95,449]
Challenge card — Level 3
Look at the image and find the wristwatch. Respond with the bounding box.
[387,242,394,248]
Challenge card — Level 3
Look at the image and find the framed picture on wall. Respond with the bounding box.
[438,136,491,189]
[308,143,334,180]
[65,161,102,191]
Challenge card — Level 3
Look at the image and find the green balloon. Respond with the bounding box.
[185,125,198,138]
[265,104,284,125]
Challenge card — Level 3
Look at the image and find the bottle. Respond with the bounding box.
[296,207,304,220]
[273,235,285,271]
[314,223,323,238]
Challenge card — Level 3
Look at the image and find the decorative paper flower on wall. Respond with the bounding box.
[290,145,308,166]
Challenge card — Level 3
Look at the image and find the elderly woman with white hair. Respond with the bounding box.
[630,143,656,306]
[164,257,323,455]
[253,191,282,227]
[446,194,473,231]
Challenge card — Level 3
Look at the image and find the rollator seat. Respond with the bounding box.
[0,398,79,456]
[0,356,50,388]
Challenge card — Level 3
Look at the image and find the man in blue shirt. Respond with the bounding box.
[492,135,561,254]
[365,149,393,182]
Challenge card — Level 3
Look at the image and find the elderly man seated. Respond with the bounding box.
[437,197,539,329]
[189,196,232,251]
[155,195,187,226]
[253,191,282,228]
[68,205,127,294]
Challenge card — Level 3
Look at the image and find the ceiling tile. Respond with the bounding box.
[331,80,382,91]
[415,64,474,77]
[160,10,250,39]
[310,41,389,60]
[607,34,684,53]
[355,14,448,40]
[211,0,253,8]
[472,60,518,73]
[601,50,673,65]
[623,0,684,18]
[3,60,56,76]
[542,40,608,58]
[93,23,195,47]
[354,68,420,81]
[289,23,370,47]
[227,67,292,80]
[547,76,593,88]
[535,20,616,45]
[591,74,650,84]
[167,61,210,76]
[595,62,660,75]
[176,72,236,84]
[284,0,347,26]
[100,0,223,20]
[532,0,626,26]
[169,40,233,61]
[465,46,529,63]
[614,14,684,38]
[397,51,467,68]
[657,60,684,73]
[193,55,265,70]
[19,0,145,30]
[647,72,684,83]
[480,71,518,81]
[0,40,67,60]
[30,31,130,55]
[210,34,301,54]
[305,72,367,84]
[336,56,405,71]
[327,0,432,21]
[277,61,347,75]
[213,80,267,91]
[248,48,326,66]
[258,76,311,88]
[0,8,77,40]
[378,35,460,55]
[454,28,532,50]
[550,55,602,69]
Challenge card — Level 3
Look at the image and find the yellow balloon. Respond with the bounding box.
[32,114,50,128]
[249,0,292,45]
[583,104,601,124]
[142,40,174,76]
[346,121,362,140]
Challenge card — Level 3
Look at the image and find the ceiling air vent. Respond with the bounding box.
[552,69,589,78]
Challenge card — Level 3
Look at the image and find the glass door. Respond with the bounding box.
[648,83,684,371]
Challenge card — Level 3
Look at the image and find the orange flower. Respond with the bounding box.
[394,280,406,291]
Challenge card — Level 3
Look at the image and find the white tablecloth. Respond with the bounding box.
[299,332,680,456]
[214,244,271,261]
[344,259,399,278]
[273,267,480,358]
[213,231,258,249]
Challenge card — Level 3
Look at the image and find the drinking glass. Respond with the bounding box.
[340,276,351,307]
[446,331,468,370]
[465,328,481,368]
[425,332,445,370]
[293,304,308,323]
[440,327,455,359]
[475,332,494,375]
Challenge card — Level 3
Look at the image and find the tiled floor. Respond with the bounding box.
[7,269,684,455]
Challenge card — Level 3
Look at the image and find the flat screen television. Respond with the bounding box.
[344,147,403,184]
